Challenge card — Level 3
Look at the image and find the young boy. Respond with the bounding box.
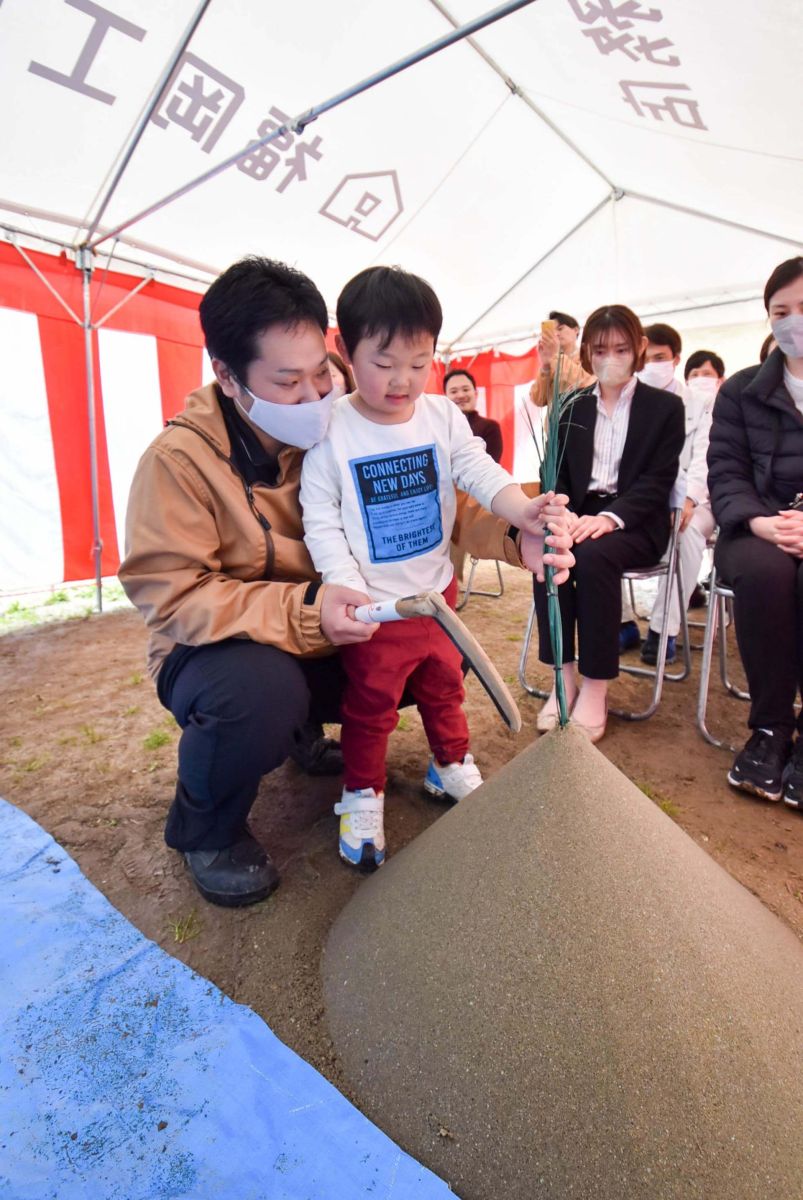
[300,266,567,870]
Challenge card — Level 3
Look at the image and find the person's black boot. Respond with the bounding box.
[289,720,343,776]
[727,729,791,803]
[184,828,280,907]
[782,738,803,811]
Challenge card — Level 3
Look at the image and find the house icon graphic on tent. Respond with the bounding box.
[319,171,403,242]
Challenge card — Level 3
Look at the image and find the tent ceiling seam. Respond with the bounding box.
[445,192,612,349]
[81,0,214,246]
[426,0,615,190]
[85,0,538,252]
[370,91,513,262]
[625,191,803,250]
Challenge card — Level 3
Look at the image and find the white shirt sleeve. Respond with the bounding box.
[447,404,514,509]
[299,439,369,593]
[685,399,713,507]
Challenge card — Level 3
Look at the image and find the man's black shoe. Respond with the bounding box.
[290,721,343,776]
[688,584,707,610]
[727,729,791,803]
[184,829,280,907]
[783,739,803,811]
[640,628,676,666]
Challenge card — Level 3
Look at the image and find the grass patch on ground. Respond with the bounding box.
[0,580,132,634]
[143,729,172,751]
[635,778,680,820]
[167,910,201,943]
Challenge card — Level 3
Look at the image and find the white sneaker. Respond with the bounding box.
[423,753,483,801]
[333,787,386,870]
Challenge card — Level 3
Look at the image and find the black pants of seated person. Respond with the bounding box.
[533,496,659,680]
[157,640,347,852]
[715,531,803,738]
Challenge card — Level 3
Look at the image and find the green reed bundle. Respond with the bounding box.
[523,351,583,727]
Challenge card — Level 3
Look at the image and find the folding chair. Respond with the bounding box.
[518,509,689,721]
[456,557,504,611]
[696,566,750,752]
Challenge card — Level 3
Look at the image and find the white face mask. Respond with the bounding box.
[687,376,719,404]
[638,360,677,389]
[594,356,633,387]
[771,314,803,358]
[235,381,340,449]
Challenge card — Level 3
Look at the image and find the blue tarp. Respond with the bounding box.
[0,798,450,1200]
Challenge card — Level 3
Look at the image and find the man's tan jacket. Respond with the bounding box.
[120,385,524,679]
[529,353,595,408]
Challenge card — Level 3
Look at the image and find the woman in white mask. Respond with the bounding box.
[708,255,803,811]
[533,304,685,741]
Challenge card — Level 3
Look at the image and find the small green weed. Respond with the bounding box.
[396,715,411,732]
[81,724,104,744]
[168,910,201,944]
[122,705,141,717]
[143,729,171,750]
[44,590,69,606]
[128,672,144,686]
[20,756,48,773]
[636,779,679,820]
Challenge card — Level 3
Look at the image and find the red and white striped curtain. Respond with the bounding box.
[1,244,541,590]
[0,244,204,588]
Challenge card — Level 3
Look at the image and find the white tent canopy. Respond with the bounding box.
[2,0,801,351]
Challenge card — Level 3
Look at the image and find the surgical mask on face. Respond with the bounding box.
[637,360,677,389]
[234,381,340,449]
[771,314,803,358]
[594,356,633,387]
[687,376,719,404]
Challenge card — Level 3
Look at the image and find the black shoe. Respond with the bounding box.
[289,721,343,776]
[783,740,803,811]
[619,621,641,653]
[727,730,791,803]
[640,628,676,666]
[688,584,707,610]
[184,829,280,907]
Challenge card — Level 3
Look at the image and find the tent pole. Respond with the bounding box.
[82,0,214,246]
[426,0,614,190]
[446,193,613,350]
[77,249,104,614]
[624,191,803,250]
[85,0,538,252]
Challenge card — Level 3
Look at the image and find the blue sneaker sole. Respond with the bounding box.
[338,842,385,871]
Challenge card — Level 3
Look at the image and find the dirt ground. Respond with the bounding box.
[2,563,802,1098]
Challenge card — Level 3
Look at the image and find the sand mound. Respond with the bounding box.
[325,725,803,1199]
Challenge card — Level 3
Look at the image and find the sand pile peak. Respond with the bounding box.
[325,726,803,1198]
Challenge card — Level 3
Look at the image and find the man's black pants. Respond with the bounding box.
[715,531,803,737]
[157,640,346,851]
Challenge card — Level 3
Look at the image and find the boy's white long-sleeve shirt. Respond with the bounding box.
[300,393,514,601]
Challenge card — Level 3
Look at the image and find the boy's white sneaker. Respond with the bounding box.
[423,753,483,801]
[333,787,386,870]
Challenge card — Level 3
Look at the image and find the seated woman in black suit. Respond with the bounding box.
[708,256,803,808]
[534,304,684,742]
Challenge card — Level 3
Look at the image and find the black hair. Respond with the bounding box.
[580,304,646,374]
[684,349,725,380]
[549,310,579,330]
[443,368,477,391]
[759,332,777,363]
[336,265,442,357]
[199,256,328,382]
[764,257,803,310]
[644,322,682,357]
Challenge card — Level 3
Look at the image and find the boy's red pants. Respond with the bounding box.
[339,577,469,792]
